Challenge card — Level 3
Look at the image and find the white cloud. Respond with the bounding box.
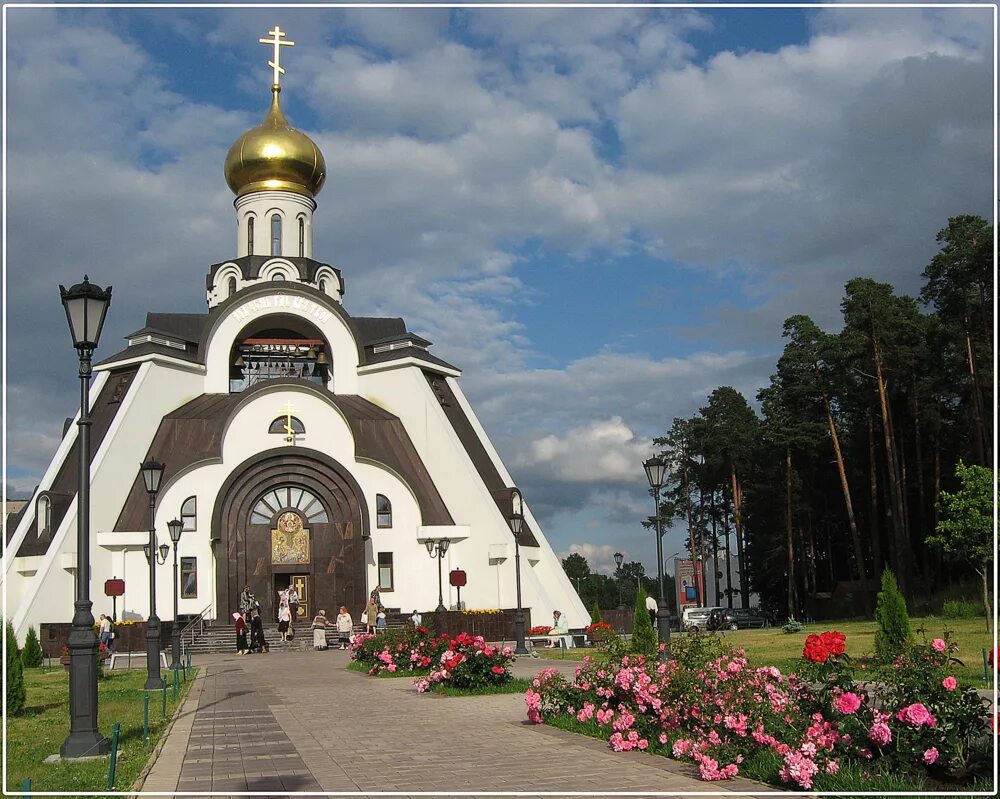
[562,542,620,575]
[519,417,652,483]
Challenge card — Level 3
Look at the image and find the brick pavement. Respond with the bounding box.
[138,649,777,797]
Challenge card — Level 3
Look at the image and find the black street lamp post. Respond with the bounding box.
[140,459,166,690]
[59,276,112,759]
[613,551,624,610]
[643,455,671,658]
[509,488,528,655]
[167,518,184,670]
[425,538,451,612]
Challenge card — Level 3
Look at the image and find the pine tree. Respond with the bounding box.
[590,601,602,625]
[873,568,913,662]
[20,626,42,668]
[6,621,26,716]
[630,585,657,657]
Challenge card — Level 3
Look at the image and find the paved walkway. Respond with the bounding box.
[138,649,775,797]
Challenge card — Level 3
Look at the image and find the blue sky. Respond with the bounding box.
[3,4,994,578]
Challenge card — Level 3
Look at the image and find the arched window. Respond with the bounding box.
[268,416,306,435]
[271,214,281,255]
[227,276,237,298]
[36,495,51,538]
[247,216,255,256]
[181,496,197,532]
[298,217,305,257]
[319,278,326,293]
[376,494,392,528]
[271,273,285,282]
[250,486,328,525]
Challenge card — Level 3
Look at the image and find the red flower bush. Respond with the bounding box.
[414,632,514,692]
[528,625,553,635]
[803,631,846,663]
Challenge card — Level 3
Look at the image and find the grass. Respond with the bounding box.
[537,616,995,686]
[345,660,429,678]
[431,678,532,696]
[6,665,195,793]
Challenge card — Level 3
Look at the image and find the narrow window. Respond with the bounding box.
[376,494,392,528]
[377,552,394,591]
[247,216,254,256]
[319,278,327,293]
[181,496,197,532]
[37,495,51,538]
[180,557,198,598]
[227,276,237,297]
[298,217,305,257]
[271,214,281,255]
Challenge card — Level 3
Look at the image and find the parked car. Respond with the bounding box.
[707,608,738,632]
[681,606,720,631]
[729,607,769,629]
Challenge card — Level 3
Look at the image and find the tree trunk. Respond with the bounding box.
[977,567,993,633]
[911,374,930,588]
[731,470,749,609]
[823,391,867,581]
[874,337,908,599]
[965,329,988,466]
[786,448,798,620]
[723,492,733,608]
[868,413,882,574]
[711,489,720,606]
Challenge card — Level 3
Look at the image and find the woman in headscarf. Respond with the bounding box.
[234,612,248,655]
[335,606,353,649]
[277,603,292,642]
[311,609,329,650]
[365,592,379,636]
[249,609,267,653]
[239,584,256,616]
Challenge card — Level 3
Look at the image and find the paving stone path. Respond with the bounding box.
[139,650,773,797]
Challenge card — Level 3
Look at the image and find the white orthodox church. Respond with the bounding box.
[5,30,587,639]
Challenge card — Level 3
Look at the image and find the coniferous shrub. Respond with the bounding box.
[874,568,913,662]
[6,621,26,716]
[20,626,43,668]
[590,601,603,625]
[630,585,657,657]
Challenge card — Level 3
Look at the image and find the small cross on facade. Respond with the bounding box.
[259,26,295,87]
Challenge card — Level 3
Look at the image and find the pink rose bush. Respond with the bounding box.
[524,631,989,789]
[412,632,514,692]
[351,627,450,676]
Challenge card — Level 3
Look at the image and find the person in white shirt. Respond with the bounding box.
[411,610,422,627]
[548,610,571,648]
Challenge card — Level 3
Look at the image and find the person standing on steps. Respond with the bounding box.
[239,584,256,617]
[311,610,329,650]
[250,609,267,653]
[365,592,379,636]
[234,612,248,654]
[336,606,354,649]
[287,584,300,631]
[277,603,292,642]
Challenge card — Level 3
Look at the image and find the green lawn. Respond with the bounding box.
[431,678,532,696]
[537,617,994,686]
[6,666,195,793]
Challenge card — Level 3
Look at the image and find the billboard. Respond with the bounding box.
[674,559,704,609]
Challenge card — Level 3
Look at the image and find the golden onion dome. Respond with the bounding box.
[224,86,326,199]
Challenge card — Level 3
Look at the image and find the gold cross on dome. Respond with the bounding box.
[259,26,295,87]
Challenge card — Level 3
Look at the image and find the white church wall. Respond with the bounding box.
[357,365,589,628]
[235,190,315,260]
[203,296,359,394]
[446,378,589,628]
[10,361,204,638]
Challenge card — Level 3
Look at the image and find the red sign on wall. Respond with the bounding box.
[449,569,467,587]
[104,579,125,597]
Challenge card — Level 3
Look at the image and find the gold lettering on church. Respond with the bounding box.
[271,511,310,564]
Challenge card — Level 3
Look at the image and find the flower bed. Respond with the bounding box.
[528,625,553,635]
[525,632,990,789]
[414,632,515,693]
[350,626,450,675]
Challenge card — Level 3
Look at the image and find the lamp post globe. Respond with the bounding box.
[643,455,671,659]
[167,518,184,671]
[140,459,166,690]
[509,487,528,655]
[59,276,111,759]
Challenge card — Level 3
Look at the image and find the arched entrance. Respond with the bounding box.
[212,448,369,622]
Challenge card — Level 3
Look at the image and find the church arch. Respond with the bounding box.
[211,448,370,622]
